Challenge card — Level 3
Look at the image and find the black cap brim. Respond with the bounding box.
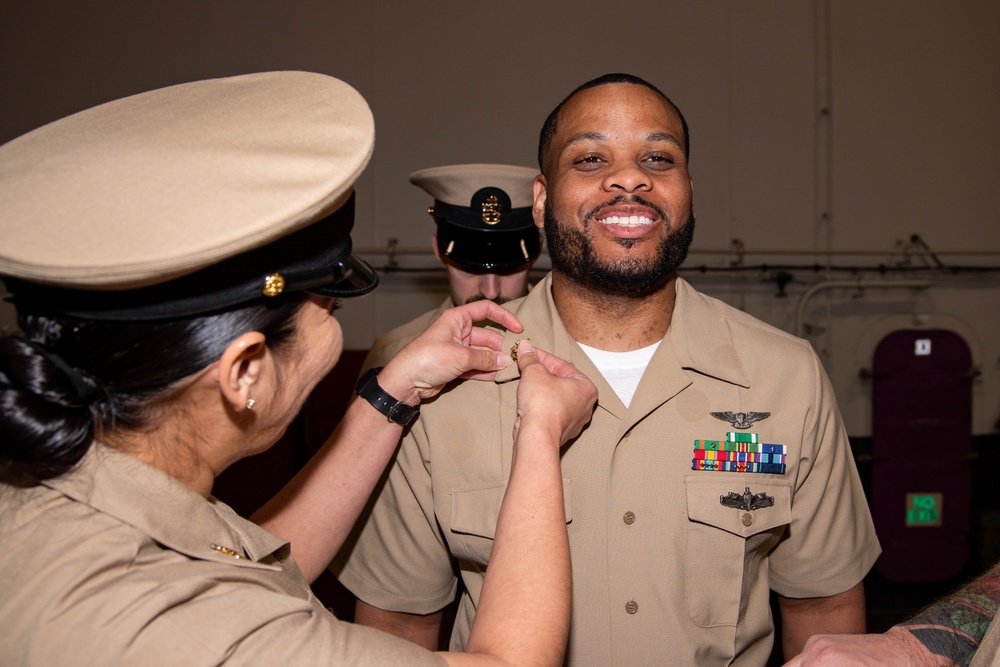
[309,253,379,298]
[436,223,542,272]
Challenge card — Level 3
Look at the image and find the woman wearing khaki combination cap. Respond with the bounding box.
[0,72,596,666]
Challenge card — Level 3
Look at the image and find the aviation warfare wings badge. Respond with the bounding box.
[710,411,771,430]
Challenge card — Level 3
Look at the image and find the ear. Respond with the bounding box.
[532,175,547,230]
[217,331,267,412]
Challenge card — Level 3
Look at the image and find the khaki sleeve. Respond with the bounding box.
[768,348,881,598]
[331,416,459,614]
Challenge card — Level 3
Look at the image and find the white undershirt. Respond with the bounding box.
[577,341,661,407]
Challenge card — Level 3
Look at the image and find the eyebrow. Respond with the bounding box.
[646,132,684,149]
[562,131,683,150]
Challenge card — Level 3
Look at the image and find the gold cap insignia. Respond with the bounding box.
[481,194,501,225]
[262,273,285,297]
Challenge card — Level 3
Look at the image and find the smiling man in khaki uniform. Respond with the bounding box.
[333,73,880,665]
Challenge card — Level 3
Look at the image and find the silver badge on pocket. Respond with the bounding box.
[720,486,774,512]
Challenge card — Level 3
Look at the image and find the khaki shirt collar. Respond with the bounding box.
[42,444,287,569]
[496,272,750,393]
[668,276,750,388]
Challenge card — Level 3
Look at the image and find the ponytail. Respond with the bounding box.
[1,296,306,480]
[0,338,96,479]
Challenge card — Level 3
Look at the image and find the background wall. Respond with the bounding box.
[2,0,998,437]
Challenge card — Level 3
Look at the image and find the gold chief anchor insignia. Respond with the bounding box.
[510,338,530,362]
[481,194,501,225]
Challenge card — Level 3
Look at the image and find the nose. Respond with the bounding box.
[480,274,501,301]
[601,161,650,193]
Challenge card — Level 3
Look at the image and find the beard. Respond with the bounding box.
[543,196,695,298]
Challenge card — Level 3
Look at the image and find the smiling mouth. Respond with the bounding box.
[599,215,656,227]
[588,195,665,229]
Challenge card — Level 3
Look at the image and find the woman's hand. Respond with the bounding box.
[512,340,597,446]
[378,301,523,405]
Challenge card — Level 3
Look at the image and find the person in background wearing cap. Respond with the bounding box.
[0,71,596,666]
[361,163,541,373]
[333,73,880,665]
[337,164,539,643]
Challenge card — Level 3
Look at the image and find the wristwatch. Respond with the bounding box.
[355,366,420,427]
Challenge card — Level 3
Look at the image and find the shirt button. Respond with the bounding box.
[741,512,754,527]
[625,600,638,615]
[623,511,636,525]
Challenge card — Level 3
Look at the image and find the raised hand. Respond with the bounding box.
[512,340,597,447]
[378,301,523,405]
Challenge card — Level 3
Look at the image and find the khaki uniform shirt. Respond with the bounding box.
[362,298,453,372]
[0,444,444,667]
[335,274,880,666]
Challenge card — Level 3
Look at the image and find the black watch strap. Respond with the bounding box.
[355,366,419,427]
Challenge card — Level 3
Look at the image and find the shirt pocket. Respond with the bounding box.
[449,479,573,564]
[683,475,792,628]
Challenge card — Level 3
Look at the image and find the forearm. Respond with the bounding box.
[458,421,570,667]
[780,582,866,659]
[894,559,1000,663]
[252,395,406,582]
[783,626,948,666]
[786,563,1000,666]
[355,600,444,651]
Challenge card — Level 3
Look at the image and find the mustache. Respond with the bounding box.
[584,194,670,223]
[464,294,510,305]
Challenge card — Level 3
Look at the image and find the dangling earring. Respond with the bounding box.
[246,398,256,410]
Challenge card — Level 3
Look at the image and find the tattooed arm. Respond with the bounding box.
[895,559,1000,664]
[783,560,1000,666]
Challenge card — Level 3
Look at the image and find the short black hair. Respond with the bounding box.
[537,73,690,172]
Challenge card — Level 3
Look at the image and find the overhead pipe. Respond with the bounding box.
[794,279,932,338]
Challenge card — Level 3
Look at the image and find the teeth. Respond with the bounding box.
[602,215,653,227]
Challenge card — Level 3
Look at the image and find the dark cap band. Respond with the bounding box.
[429,186,540,271]
[4,193,378,321]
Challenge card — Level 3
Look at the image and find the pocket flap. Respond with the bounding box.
[685,476,791,538]
[451,479,573,539]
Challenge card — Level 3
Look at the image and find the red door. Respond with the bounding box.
[871,329,973,582]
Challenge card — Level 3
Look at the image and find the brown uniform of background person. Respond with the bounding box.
[362,164,541,372]
[0,72,597,666]
[329,73,881,665]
